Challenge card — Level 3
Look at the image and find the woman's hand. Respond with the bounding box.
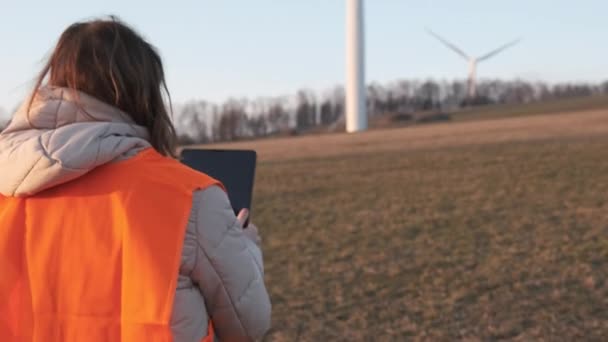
[237,209,262,246]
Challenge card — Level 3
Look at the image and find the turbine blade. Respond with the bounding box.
[477,38,522,62]
[426,29,470,61]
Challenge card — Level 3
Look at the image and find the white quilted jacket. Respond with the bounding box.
[0,87,271,341]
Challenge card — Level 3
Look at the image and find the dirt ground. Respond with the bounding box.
[205,109,608,340]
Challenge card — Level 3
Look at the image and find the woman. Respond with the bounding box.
[0,17,271,341]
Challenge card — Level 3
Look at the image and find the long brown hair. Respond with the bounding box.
[30,16,177,156]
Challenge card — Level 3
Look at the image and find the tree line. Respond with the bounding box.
[174,78,608,144]
[2,79,607,140]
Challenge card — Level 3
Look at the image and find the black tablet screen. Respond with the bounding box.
[180,149,257,223]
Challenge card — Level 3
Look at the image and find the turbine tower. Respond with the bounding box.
[346,0,367,133]
[427,30,520,100]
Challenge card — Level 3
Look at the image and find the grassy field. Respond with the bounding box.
[203,108,608,340]
[451,95,608,122]
[334,95,608,132]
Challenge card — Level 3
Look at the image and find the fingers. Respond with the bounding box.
[242,223,262,246]
[246,223,258,234]
[236,208,250,228]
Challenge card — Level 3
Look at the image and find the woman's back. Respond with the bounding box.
[0,17,270,342]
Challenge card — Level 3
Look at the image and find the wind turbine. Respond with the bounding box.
[345,0,367,132]
[427,29,521,100]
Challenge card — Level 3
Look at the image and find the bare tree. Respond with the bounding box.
[330,86,345,124]
[176,101,212,144]
[246,97,271,137]
[218,99,247,142]
[247,115,268,138]
[416,80,441,110]
[602,81,608,95]
[366,83,382,116]
[266,99,289,134]
[396,80,415,113]
[319,99,333,125]
[210,109,221,142]
[295,90,316,132]
[444,80,467,107]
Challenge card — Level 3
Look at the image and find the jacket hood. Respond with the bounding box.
[0,87,151,197]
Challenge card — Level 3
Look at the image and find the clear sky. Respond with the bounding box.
[1,0,606,115]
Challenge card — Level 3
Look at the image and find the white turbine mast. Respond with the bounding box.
[427,29,521,100]
[345,0,367,132]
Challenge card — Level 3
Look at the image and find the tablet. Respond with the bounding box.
[180,149,257,226]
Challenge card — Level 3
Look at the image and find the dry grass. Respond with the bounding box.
[451,95,608,122]
[205,108,608,340]
[204,109,608,162]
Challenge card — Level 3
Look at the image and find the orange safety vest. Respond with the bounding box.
[0,148,220,341]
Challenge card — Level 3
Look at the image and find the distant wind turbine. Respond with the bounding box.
[427,29,521,100]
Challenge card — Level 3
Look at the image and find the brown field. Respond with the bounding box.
[201,108,608,340]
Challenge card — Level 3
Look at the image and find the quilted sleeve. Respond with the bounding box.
[189,186,271,341]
